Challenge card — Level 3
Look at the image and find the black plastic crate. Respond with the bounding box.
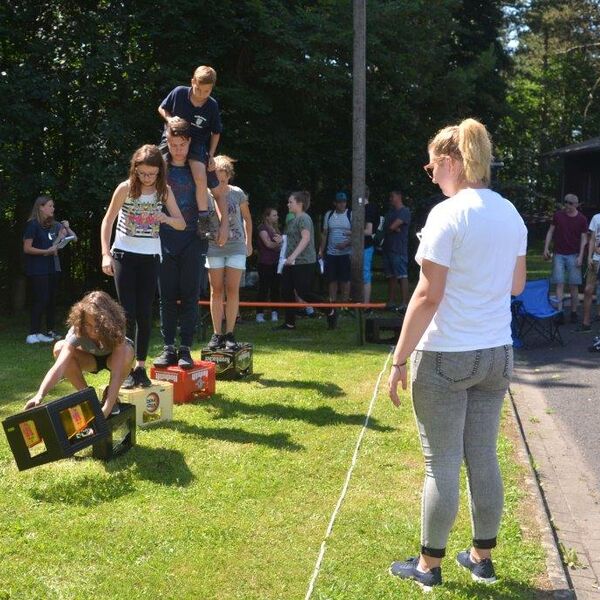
[201,343,253,379]
[92,402,136,461]
[2,387,108,471]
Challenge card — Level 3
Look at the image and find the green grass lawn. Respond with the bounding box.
[0,309,549,599]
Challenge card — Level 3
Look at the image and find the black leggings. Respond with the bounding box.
[112,250,159,361]
[29,273,59,334]
[281,263,323,326]
[256,263,280,315]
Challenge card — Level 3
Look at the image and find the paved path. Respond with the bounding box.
[512,322,600,599]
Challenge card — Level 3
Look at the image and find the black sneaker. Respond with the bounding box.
[389,557,442,592]
[589,336,600,352]
[207,333,224,351]
[177,346,194,369]
[153,345,177,368]
[122,369,136,389]
[456,550,497,584]
[327,309,338,330]
[273,323,296,331]
[223,332,239,351]
[570,311,579,324]
[134,366,151,388]
[574,323,592,333]
[196,211,211,239]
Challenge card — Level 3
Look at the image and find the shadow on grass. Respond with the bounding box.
[246,373,345,398]
[155,421,304,452]
[209,397,395,433]
[28,446,194,506]
[444,580,571,599]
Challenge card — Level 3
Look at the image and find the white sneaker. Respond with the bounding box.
[271,311,279,322]
[256,314,265,323]
[46,330,62,341]
[36,333,54,343]
[26,334,41,344]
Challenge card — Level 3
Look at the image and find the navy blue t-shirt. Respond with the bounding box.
[159,86,223,147]
[160,164,198,256]
[23,220,56,276]
[383,206,411,255]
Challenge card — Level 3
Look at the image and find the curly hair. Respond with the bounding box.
[67,291,126,351]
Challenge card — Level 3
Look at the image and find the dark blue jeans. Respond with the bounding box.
[158,238,202,347]
[29,273,59,334]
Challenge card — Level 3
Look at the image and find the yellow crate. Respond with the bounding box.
[100,382,173,427]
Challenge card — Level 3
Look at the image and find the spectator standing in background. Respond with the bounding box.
[23,195,77,344]
[363,186,380,305]
[256,206,282,323]
[543,194,587,324]
[382,190,411,310]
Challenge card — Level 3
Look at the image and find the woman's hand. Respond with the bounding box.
[207,155,216,172]
[273,234,282,245]
[217,223,228,247]
[46,246,58,256]
[102,253,114,277]
[388,364,407,407]
[24,394,43,411]
[246,241,253,257]
[285,256,295,266]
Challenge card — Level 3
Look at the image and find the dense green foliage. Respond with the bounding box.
[0,0,508,306]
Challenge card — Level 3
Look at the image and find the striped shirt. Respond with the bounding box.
[112,192,162,256]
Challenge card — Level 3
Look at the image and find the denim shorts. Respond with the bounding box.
[551,253,582,285]
[205,254,246,270]
[382,251,408,279]
[363,246,374,284]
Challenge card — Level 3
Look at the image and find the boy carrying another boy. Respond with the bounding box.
[158,65,228,245]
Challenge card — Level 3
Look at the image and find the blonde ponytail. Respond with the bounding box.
[457,118,492,185]
[428,117,492,185]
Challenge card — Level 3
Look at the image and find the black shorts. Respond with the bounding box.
[325,253,351,283]
[90,339,133,374]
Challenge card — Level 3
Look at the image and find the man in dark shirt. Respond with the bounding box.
[382,189,411,309]
[543,193,588,324]
[153,118,205,369]
[363,186,380,304]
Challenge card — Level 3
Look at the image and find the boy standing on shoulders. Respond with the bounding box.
[154,118,203,369]
[158,65,228,245]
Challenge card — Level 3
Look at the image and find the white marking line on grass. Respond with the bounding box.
[304,350,393,600]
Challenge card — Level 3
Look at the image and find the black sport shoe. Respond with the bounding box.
[207,333,224,351]
[327,309,338,330]
[574,323,592,333]
[223,332,239,351]
[196,211,211,239]
[122,369,136,389]
[456,550,497,584]
[177,346,194,369]
[134,366,151,388]
[389,557,442,592]
[273,323,296,331]
[153,345,177,368]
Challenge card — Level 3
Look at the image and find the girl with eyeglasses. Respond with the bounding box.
[101,144,185,388]
[388,118,527,591]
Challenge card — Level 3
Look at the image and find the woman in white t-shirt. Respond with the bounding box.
[388,119,527,591]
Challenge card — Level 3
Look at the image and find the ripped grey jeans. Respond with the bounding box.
[410,345,513,558]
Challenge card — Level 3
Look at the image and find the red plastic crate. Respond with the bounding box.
[150,360,216,404]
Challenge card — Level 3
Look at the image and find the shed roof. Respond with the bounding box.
[545,136,600,158]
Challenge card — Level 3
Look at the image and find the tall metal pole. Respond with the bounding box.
[351,0,366,302]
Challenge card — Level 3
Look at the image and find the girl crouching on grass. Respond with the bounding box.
[24,291,134,418]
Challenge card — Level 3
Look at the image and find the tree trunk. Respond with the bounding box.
[351,0,366,302]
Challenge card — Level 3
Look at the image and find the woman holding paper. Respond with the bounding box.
[23,196,77,344]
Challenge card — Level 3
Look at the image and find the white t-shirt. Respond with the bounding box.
[415,188,527,352]
[588,213,600,262]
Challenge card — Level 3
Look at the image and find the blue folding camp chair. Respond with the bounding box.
[511,279,564,347]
